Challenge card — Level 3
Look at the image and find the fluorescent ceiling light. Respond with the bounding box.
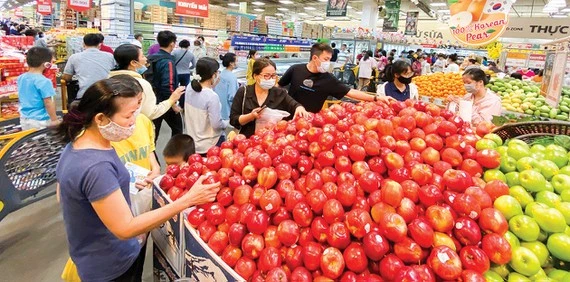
[438,9,450,13]
[275,12,284,16]
[254,8,264,11]
[561,8,570,12]
[430,2,447,6]
[543,5,559,12]
[305,7,316,10]
[252,1,265,6]
[279,0,294,4]
[228,3,239,7]
[355,11,363,14]
[298,12,309,16]
[277,7,289,11]
[318,0,328,2]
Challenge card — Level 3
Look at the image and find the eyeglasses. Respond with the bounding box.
[259,73,278,79]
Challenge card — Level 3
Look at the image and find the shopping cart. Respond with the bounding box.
[0,117,66,222]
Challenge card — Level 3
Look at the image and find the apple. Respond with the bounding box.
[433,232,456,251]
[443,169,473,192]
[509,185,534,208]
[234,257,256,280]
[520,241,549,267]
[533,207,567,233]
[500,156,517,173]
[362,231,390,261]
[394,237,422,264]
[343,243,368,273]
[507,142,531,160]
[379,254,405,281]
[478,208,508,235]
[547,233,570,262]
[378,212,407,243]
[516,157,537,172]
[483,271,504,282]
[319,247,345,279]
[504,172,520,191]
[508,215,540,242]
[427,246,462,280]
[459,246,490,273]
[509,246,541,277]
[482,233,512,265]
[453,217,482,246]
[552,174,570,194]
[494,195,523,220]
[476,149,501,169]
[535,190,561,208]
[476,138,497,150]
[425,205,454,233]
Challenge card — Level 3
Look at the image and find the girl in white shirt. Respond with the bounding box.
[358,51,376,90]
[444,54,460,73]
[184,58,228,154]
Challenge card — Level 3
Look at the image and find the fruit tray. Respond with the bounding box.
[492,121,570,144]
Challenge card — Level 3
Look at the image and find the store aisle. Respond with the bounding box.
[0,119,175,281]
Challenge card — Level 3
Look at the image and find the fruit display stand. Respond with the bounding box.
[492,121,570,144]
[0,117,66,222]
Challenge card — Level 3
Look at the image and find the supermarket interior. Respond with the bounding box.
[1,0,570,281]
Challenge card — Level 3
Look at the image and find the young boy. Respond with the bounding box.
[18,47,58,130]
[163,134,196,166]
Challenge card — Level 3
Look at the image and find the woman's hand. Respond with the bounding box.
[294,107,310,119]
[172,104,183,114]
[170,86,186,102]
[250,107,263,119]
[181,175,221,207]
[447,95,460,104]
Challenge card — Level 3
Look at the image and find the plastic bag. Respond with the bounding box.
[255,108,290,133]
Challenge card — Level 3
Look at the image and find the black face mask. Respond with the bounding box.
[397,76,412,84]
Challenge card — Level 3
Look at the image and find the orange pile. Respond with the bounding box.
[413,73,466,98]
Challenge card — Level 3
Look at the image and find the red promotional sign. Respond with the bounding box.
[37,0,52,15]
[67,0,91,12]
[175,0,209,18]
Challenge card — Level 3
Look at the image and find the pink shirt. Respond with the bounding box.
[464,89,502,125]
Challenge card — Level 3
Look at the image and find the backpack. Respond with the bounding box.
[143,53,171,92]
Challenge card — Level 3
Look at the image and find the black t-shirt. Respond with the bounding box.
[331,48,340,62]
[278,64,350,113]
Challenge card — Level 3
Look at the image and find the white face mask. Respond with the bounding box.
[317,59,331,73]
[464,83,477,94]
[99,118,135,142]
[259,78,276,90]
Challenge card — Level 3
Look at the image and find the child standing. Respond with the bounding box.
[163,134,196,166]
[18,47,58,130]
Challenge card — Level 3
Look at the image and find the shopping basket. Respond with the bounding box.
[0,122,66,222]
[492,121,570,144]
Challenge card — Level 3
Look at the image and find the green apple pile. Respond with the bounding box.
[488,78,570,121]
[477,134,570,281]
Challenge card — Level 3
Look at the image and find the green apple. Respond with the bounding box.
[509,247,541,277]
[545,181,554,192]
[520,241,550,267]
[531,144,546,153]
[519,170,547,193]
[527,269,550,281]
[501,156,518,173]
[546,144,567,154]
[545,147,569,168]
[505,172,521,186]
[508,143,531,160]
[504,231,521,248]
[490,263,510,278]
[531,152,546,160]
[538,229,549,242]
[484,271,505,282]
[559,165,570,176]
[566,226,570,237]
[509,215,540,242]
[484,133,504,146]
[509,139,530,150]
[547,233,570,262]
[495,195,524,220]
[507,272,531,282]
[517,157,538,172]
[496,146,509,157]
[551,174,570,194]
[533,207,567,233]
[535,160,560,180]
[535,191,562,208]
[557,202,570,225]
[509,186,534,208]
[484,169,507,183]
[525,202,549,217]
[477,138,498,150]
[547,269,570,281]
[561,189,570,202]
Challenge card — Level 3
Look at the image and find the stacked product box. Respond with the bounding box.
[202,6,227,30]
[0,57,25,120]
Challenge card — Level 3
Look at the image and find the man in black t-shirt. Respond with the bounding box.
[331,42,339,62]
[279,43,384,113]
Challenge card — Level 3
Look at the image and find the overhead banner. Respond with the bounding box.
[383,0,401,32]
[326,0,348,17]
[448,0,512,46]
[505,52,528,68]
[503,18,570,40]
[404,12,419,36]
[176,0,209,18]
[67,0,91,12]
[37,0,52,15]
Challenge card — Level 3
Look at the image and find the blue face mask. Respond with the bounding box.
[136,65,147,75]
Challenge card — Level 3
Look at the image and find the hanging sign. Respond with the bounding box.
[326,0,348,17]
[37,0,52,15]
[503,18,570,40]
[404,12,419,36]
[541,51,567,107]
[448,0,512,46]
[505,52,528,68]
[175,0,209,18]
[67,0,91,12]
[383,0,401,32]
[14,8,23,17]
[527,54,546,69]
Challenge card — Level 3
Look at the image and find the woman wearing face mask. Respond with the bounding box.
[458,68,501,124]
[110,44,184,120]
[55,78,220,282]
[214,53,239,123]
[376,60,419,101]
[184,57,228,154]
[444,53,460,73]
[231,58,309,138]
[246,50,258,86]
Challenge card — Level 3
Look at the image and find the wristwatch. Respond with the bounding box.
[374,95,378,102]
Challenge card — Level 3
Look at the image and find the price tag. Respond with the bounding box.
[421,96,430,103]
[433,98,444,106]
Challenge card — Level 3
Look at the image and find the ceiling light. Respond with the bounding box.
[254,8,264,11]
[275,12,284,16]
[346,5,352,9]
[298,12,309,16]
[561,8,570,12]
[305,7,316,10]
[279,0,294,4]
[430,2,447,6]
[318,0,328,2]
[438,9,450,13]
[549,0,567,6]
[252,1,265,6]
[277,7,289,11]
[355,11,362,14]
[228,3,239,7]
[314,16,324,20]
[543,5,559,12]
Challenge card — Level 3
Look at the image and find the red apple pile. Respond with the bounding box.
[160,99,511,281]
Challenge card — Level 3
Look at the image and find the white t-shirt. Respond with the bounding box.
[358,58,375,78]
[444,63,460,73]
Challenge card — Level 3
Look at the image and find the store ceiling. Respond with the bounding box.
[211,0,569,20]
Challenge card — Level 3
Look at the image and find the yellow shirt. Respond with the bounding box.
[111,114,155,170]
[246,58,256,86]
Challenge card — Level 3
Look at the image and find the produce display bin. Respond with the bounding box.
[0,118,65,222]
[152,176,244,281]
[493,121,570,143]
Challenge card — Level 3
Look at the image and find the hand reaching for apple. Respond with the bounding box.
[181,175,220,207]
